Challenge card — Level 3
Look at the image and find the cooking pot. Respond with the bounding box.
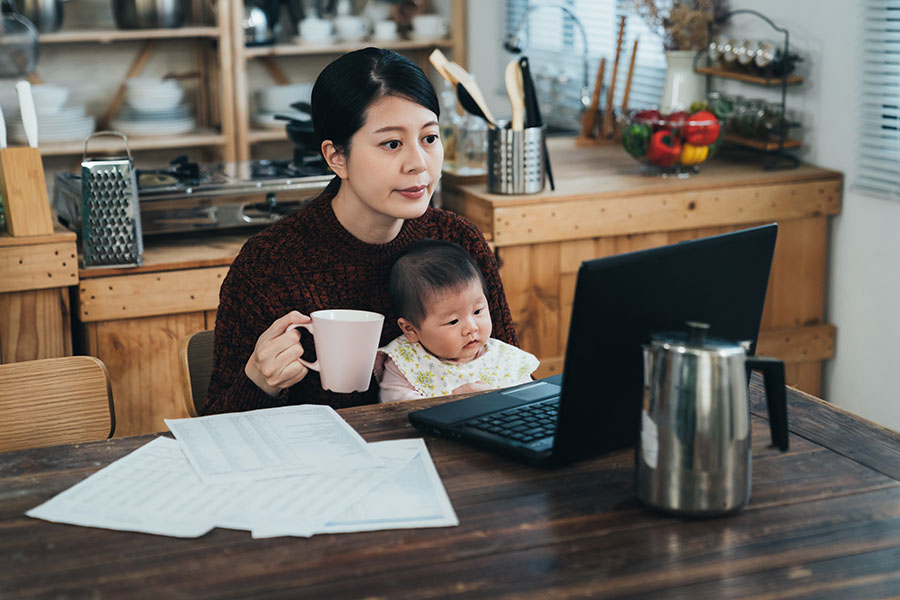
[636,321,788,516]
[19,0,70,32]
[112,0,185,29]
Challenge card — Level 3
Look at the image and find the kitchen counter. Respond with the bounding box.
[76,140,842,435]
[441,139,842,395]
[0,226,78,363]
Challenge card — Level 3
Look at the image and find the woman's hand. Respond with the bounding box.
[245,311,311,397]
[452,381,493,395]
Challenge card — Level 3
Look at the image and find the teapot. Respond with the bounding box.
[636,321,788,516]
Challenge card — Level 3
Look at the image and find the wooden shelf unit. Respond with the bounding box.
[38,130,228,156]
[29,2,235,162]
[38,26,221,43]
[725,133,802,151]
[694,66,803,87]
[229,0,468,161]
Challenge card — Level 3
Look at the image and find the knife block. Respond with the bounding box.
[0,147,55,236]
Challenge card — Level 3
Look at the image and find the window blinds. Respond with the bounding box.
[505,0,667,130]
[857,0,900,200]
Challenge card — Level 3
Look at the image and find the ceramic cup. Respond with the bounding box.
[372,19,398,42]
[292,309,384,393]
[299,16,334,43]
[411,14,448,40]
[334,15,370,42]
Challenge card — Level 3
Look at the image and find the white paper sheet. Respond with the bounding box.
[318,438,459,534]
[26,437,233,537]
[165,404,382,483]
[27,436,458,539]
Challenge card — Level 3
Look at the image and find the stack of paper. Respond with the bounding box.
[27,405,458,538]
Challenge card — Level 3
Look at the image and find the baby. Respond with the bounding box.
[376,239,539,402]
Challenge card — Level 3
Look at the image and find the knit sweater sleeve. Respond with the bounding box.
[202,239,289,415]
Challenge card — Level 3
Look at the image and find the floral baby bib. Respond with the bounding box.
[378,336,539,397]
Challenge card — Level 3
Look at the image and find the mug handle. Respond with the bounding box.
[287,322,319,372]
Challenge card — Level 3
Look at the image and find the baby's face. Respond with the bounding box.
[407,280,492,363]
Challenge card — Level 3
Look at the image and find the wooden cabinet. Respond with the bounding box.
[441,139,842,396]
[73,234,244,436]
[0,228,78,363]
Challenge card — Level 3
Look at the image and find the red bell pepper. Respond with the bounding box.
[683,110,721,146]
[647,130,682,167]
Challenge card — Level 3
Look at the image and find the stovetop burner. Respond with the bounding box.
[252,154,330,180]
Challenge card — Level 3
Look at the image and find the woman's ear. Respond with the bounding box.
[321,140,348,179]
[397,318,421,344]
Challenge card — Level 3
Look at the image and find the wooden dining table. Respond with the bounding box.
[2,379,899,599]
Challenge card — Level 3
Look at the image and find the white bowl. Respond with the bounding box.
[30,84,70,114]
[126,87,185,111]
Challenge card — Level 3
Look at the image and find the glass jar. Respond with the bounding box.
[754,102,784,141]
[733,98,764,138]
[457,114,487,175]
[438,79,463,170]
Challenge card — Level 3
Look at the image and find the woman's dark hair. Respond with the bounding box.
[312,47,440,196]
[390,240,487,327]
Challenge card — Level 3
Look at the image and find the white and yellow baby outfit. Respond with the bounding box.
[376,336,539,402]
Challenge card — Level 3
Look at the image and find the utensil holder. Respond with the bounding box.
[487,123,546,195]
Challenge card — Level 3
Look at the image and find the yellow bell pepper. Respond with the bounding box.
[680,143,709,166]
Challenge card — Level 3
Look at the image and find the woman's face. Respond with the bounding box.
[328,95,443,223]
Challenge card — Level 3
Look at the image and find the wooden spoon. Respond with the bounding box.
[443,60,497,127]
[505,59,525,130]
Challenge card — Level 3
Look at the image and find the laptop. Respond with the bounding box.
[408,223,779,466]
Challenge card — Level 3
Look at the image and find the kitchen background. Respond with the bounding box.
[1,0,896,430]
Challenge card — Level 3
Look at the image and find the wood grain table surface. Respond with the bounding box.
[2,380,899,599]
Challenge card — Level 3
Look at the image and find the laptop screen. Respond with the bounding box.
[551,224,778,463]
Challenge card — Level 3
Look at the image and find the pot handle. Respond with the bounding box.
[745,356,789,451]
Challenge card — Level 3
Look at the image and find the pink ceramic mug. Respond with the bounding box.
[291,309,384,393]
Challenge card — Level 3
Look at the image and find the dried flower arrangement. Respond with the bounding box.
[633,0,730,51]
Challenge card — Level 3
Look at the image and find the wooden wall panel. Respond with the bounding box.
[0,288,72,363]
[88,313,204,437]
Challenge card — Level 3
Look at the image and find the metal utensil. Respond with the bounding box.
[15,79,38,147]
[112,0,185,29]
[0,0,39,78]
[0,104,6,148]
[80,130,144,267]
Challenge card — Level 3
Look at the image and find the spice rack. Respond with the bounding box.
[697,9,803,170]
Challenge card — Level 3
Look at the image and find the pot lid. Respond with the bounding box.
[650,321,750,352]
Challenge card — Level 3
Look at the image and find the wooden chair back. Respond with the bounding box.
[0,356,115,452]
[178,329,214,417]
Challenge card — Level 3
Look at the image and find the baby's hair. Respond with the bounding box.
[389,239,487,327]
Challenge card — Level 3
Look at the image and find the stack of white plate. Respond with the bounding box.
[112,78,196,136]
[252,83,312,129]
[8,84,95,144]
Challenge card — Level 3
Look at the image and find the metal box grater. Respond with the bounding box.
[80,131,144,268]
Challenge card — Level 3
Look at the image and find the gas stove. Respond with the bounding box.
[54,156,333,236]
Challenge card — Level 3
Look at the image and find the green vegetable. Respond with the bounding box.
[622,123,651,157]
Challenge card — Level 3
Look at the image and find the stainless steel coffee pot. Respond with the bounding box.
[636,321,788,516]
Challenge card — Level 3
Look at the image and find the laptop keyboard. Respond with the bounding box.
[465,398,560,444]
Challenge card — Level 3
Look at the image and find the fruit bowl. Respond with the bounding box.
[621,108,727,175]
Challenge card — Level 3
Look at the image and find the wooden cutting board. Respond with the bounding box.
[0,147,54,236]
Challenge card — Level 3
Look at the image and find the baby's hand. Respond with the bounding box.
[452,381,493,395]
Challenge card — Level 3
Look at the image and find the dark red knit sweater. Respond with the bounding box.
[202,191,518,415]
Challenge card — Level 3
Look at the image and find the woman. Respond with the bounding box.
[203,48,518,415]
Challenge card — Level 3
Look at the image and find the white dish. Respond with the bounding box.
[293,35,336,46]
[119,105,191,121]
[111,117,196,135]
[10,116,94,143]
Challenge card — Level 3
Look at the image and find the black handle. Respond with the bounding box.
[745,356,789,451]
[518,56,555,191]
